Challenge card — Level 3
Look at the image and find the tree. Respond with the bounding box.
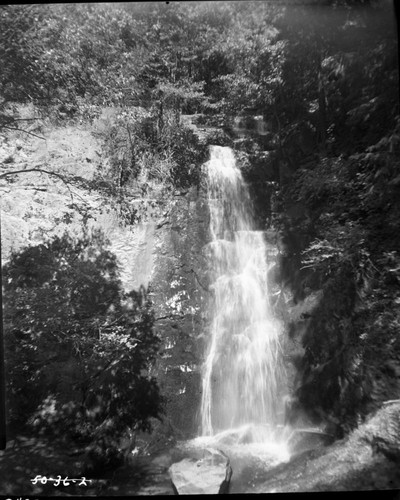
[3,231,162,465]
[269,0,400,431]
[0,3,149,125]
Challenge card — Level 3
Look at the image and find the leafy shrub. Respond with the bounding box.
[161,121,208,189]
[4,231,163,457]
[101,107,208,191]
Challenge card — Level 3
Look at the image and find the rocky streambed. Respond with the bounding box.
[123,401,400,495]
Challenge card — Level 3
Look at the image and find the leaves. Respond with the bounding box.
[4,231,162,450]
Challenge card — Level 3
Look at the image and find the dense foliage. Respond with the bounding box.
[4,232,162,467]
[1,0,399,444]
[268,1,400,431]
[100,106,208,192]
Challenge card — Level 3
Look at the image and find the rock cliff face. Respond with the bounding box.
[0,108,212,438]
[150,186,209,436]
[0,108,139,271]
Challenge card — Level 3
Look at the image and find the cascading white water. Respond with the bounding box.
[200,145,286,447]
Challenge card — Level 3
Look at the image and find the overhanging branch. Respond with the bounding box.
[0,167,88,210]
[0,125,45,140]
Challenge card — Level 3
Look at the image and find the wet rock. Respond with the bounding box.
[287,427,334,455]
[181,114,231,146]
[383,360,400,378]
[251,402,400,492]
[169,448,232,495]
[151,187,208,435]
[360,400,400,463]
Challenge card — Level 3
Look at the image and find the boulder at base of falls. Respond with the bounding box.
[287,427,335,456]
[169,448,232,495]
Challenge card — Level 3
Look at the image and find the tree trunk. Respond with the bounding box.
[318,70,327,155]
[157,99,164,140]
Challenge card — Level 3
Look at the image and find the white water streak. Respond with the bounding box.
[200,146,285,442]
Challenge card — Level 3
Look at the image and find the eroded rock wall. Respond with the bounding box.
[0,110,213,440]
[150,187,209,437]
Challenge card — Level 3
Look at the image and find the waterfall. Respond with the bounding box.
[200,146,285,444]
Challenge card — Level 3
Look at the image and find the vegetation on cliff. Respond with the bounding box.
[4,231,162,470]
[0,0,399,481]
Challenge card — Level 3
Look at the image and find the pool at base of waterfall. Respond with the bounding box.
[176,423,291,493]
[169,402,400,493]
[189,423,290,461]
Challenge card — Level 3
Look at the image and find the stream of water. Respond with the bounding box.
[196,146,288,459]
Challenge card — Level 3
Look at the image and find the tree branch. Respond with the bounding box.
[126,125,134,154]
[1,125,45,140]
[0,167,88,210]
[0,167,62,181]
[155,313,185,322]
[9,118,39,122]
